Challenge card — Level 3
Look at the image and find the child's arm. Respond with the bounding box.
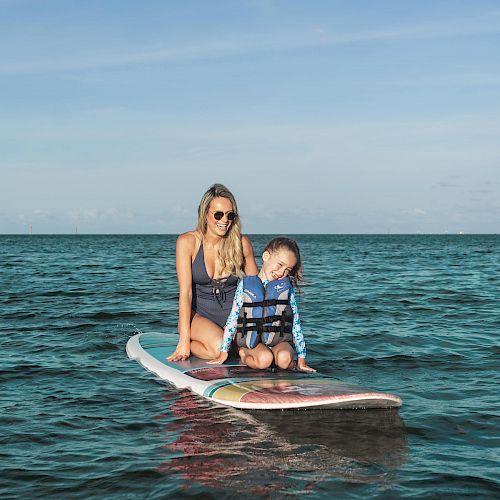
[289,287,306,358]
[289,287,316,372]
[208,279,244,364]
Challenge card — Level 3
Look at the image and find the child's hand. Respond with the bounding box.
[297,358,316,372]
[207,351,228,365]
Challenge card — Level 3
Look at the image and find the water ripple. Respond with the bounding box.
[1,234,499,498]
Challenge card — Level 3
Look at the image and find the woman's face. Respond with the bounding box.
[206,197,235,237]
[260,248,297,281]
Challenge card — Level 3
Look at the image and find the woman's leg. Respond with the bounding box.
[189,314,224,359]
[239,344,274,370]
[271,342,294,370]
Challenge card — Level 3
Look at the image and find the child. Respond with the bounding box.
[208,237,315,372]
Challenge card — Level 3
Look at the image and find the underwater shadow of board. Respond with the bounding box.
[160,391,408,487]
[248,408,408,468]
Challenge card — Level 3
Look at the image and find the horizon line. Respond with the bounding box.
[1,232,498,236]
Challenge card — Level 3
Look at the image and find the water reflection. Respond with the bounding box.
[157,390,407,495]
[251,407,407,468]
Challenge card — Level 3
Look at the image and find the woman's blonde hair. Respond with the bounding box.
[195,183,244,278]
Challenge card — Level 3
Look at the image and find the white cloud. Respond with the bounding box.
[407,208,427,216]
[69,208,137,221]
[388,72,500,87]
[1,10,500,75]
[0,39,256,75]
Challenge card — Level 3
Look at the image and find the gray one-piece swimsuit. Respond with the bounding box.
[191,243,239,328]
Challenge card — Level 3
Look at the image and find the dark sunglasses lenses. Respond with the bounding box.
[213,211,236,221]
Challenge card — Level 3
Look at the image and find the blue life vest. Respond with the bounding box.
[236,276,293,349]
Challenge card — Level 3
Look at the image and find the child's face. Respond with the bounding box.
[260,248,297,281]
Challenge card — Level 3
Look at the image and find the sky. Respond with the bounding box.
[1,0,499,234]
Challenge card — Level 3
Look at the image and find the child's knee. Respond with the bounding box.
[256,349,274,369]
[275,349,293,369]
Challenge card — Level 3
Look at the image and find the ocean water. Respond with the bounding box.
[1,234,499,499]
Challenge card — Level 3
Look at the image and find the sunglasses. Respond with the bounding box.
[212,211,237,221]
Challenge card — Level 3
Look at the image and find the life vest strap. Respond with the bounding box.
[261,314,292,323]
[236,314,292,328]
[241,299,289,308]
[237,323,292,333]
[262,325,292,333]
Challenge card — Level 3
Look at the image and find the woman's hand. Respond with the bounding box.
[167,339,191,362]
[207,351,228,365]
[297,358,316,372]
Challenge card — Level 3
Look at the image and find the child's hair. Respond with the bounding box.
[264,237,303,284]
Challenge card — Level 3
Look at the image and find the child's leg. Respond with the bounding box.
[271,342,295,370]
[239,344,273,370]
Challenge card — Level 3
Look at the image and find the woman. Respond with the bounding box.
[168,184,258,361]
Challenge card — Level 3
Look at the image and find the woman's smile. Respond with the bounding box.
[208,197,235,236]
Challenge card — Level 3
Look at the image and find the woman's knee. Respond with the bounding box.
[192,336,221,359]
[190,315,223,357]
[206,342,221,359]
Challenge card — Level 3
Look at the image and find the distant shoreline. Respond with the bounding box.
[1,233,499,236]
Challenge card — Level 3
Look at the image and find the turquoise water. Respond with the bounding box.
[1,234,499,498]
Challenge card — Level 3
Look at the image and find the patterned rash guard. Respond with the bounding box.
[220,278,307,358]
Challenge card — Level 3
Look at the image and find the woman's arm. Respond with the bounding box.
[167,232,196,361]
[242,235,258,276]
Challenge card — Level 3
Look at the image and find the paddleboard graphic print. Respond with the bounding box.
[126,332,403,410]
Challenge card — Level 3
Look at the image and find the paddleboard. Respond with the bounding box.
[126,332,403,410]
